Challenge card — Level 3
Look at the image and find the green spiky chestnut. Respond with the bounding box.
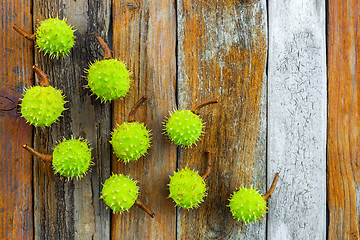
[13,17,75,58]
[20,66,66,127]
[85,36,131,102]
[168,152,212,209]
[228,173,279,223]
[164,99,218,147]
[110,97,151,163]
[101,174,155,218]
[228,188,266,223]
[23,137,93,180]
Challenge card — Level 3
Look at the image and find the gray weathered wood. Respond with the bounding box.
[177,0,268,239]
[267,0,327,239]
[33,1,111,239]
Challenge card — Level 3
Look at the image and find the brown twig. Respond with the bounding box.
[13,25,35,41]
[201,151,212,180]
[32,65,49,87]
[135,199,155,218]
[128,96,147,122]
[23,144,52,162]
[95,35,112,59]
[191,99,219,114]
[262,172,279,201]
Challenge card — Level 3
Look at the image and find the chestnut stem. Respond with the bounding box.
[128,96,147,123]
[95,35,112,60]
[191,99,219,114]
[201,151,212,180]
[135,199,155,218]
[32,65,49,87]
[23,144,52,162]
[262,172,279,201]
[13,25,35,41]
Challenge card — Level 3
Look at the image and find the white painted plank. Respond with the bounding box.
[267,0,327,239]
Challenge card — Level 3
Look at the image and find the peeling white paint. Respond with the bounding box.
[268,0,327,239]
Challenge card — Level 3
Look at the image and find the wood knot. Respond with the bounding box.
[0,96,16,111]
[351,233,359,240]
[0,88,21,115]
[124,0,138,9]
[126,3,138,9]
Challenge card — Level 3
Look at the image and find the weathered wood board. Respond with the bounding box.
[327,0,360,239]
[2,0,360,239]
[111,1,177,239]
[0,1,33,239]
[177,0,268,239]
[32,1,111,239]
[268,0,327,239]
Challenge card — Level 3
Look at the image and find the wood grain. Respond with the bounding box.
[32,1,111,239]
[0,1,33,239]
[177,0,268,239]
[268,0,327,239]
[111,1,177,239]
[327,0,360,239]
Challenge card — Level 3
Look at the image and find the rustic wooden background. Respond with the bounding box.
[0,0,358,239]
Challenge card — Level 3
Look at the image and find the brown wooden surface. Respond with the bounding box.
[4,1,360,239]
[32,1,111,239]
[111,1,177,239]
[177,0,268,238]
[327,0,360,239]
[0,1,33,239]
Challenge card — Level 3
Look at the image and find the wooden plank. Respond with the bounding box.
[327,0,360,239]
[177,0,267,238]
[111,1,177,239]
[0,1,33,239]
[267,0,327,239]
[32,1,111,239]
